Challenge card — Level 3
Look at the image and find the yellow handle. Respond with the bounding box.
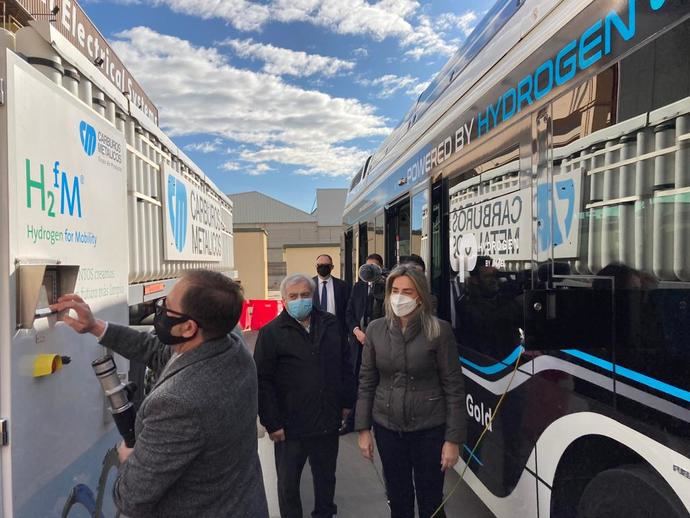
[33,354,63,378]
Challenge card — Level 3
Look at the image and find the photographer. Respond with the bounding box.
[343,253,385,434]
[51,270,269,518]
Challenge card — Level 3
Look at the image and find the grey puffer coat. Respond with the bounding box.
[354,315,464,443]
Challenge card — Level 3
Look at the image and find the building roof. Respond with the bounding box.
[229,191,316,224]
[229,189,348,225]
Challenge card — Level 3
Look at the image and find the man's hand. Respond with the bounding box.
[342,408,351,421]
[118,441,134,464]
[353,328,366,345]
[441,441,459,472]
[50,294,106,337]
[358,430,374,461]
[269,429,286,442]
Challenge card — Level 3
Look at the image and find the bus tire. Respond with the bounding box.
[576,464,688,518]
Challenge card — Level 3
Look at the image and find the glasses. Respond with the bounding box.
[155,298,195,321]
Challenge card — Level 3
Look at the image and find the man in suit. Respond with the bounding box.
[343,253,384,434]
[255,273,356,518]
[313,254,350,334]
[52,270,269,518]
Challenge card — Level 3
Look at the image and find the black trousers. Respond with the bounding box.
[374,423,446,518]
[275,433,339,518]
[346,342,363,430]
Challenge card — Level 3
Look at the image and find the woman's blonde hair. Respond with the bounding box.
[384,265,440,340]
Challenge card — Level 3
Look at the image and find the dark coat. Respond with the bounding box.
[354,316,465,443]
[101,324,268,518]
[254,308,356,438]
[312,275,350,334]
[346,280,370,335]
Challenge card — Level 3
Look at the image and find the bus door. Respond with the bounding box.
[385,197,410,268]
[358,222,368,268]
[430,179,450,321]
[344,228,354,286]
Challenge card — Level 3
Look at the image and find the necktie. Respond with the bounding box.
[321,281,328,312]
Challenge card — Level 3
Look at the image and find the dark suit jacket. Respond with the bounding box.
[346,280,370,336]
[101,324,268,518]
[254,308,356,438]
[313,275,350,334]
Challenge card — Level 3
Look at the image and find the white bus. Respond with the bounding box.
[344,0,690,516]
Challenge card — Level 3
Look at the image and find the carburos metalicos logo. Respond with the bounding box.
[78,121,123,167]
[79,121,97,156]
[168,175,188,252]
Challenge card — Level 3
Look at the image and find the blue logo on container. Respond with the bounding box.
[168,175,188,252]
[79,121,97,157]
[537,179,576,252]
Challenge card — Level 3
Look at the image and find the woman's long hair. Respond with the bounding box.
[384,265,440,341]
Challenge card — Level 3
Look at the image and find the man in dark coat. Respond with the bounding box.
[52,271,269,518]
[343,253,384,433]
[312,253,350,335]
[255,273,356,518]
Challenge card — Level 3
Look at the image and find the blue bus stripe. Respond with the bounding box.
[460,345,523,375]
[563,349,690,403]
[463,444,484,466]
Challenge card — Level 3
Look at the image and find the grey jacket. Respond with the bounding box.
[354,316,464,443]
[101,324,269,518]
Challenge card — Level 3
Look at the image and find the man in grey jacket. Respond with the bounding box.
[52,270,269,518]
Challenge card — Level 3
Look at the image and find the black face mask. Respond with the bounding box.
[317,265,333,277]
[153,307,195,346]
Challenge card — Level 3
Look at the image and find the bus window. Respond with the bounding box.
[449,145,524,362]
[411,189,429,262]
[375,213,385,263]
[358,222,368,268]
[618,18,690,120]
[367,217,375,262]
[552,66,617,150]
[385,199,411,267]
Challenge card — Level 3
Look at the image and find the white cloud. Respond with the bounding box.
[222,38,354,77]
[242,143,370,177]
[220,161,242,171]
[145,0,467,59]
[185,138,223,153]
[151,0,271,31]
[436,11,479,37]
[402,15,457,60]
[353,47,368,58]
[270,0,418,41]
[359,74,429,98]
[112,27,388,177]
[408,80,430,97]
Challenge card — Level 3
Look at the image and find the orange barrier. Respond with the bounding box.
[249,300,282,330]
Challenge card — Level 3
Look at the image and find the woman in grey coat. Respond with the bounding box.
[355,266,464,518]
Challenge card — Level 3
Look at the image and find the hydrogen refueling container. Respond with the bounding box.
[0,2,235,515]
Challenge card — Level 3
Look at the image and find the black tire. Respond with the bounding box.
[577,464,689,518]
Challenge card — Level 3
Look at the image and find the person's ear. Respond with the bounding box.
[181,319,199,338]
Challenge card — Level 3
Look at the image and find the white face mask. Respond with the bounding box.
[390,293,419,317]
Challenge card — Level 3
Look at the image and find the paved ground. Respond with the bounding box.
[246,330,494,518]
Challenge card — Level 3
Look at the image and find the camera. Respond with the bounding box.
[358,263,388,323]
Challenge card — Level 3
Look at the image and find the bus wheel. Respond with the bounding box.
[576,465,688,518]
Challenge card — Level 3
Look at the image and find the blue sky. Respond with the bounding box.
[82,0,484,212]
